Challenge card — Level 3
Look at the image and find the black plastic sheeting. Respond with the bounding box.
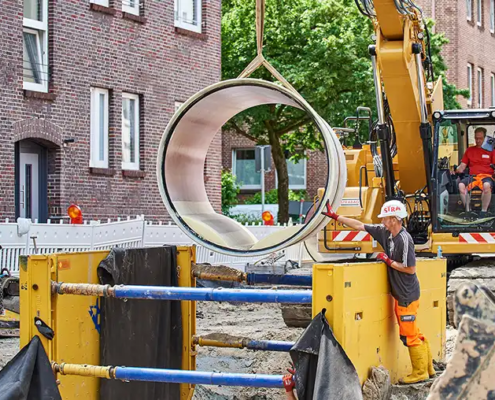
[290,310,363,400]
[0,335,61,400]
[98,246,182,400]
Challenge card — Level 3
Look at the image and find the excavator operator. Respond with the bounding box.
[323,200,435,384]
[455,127,495,216]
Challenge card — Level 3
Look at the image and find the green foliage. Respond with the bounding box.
[221,169,241,215]
[244,189,307,205]
[230,213,264,225]
[222,0,376,140]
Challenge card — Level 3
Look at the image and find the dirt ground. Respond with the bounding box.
[0,302,459,400]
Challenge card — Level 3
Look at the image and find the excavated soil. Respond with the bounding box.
[0,302,459,400]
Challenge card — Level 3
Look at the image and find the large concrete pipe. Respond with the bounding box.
[157,78,347,256]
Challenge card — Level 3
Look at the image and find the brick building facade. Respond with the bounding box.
[222,130,328,202]
[417,0,495,109]
[0,0,221,222]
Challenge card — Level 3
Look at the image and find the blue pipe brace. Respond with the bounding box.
[245,340,294,352]
[112,286,312,304]
[246,273,312,287]
[114,367,284,388]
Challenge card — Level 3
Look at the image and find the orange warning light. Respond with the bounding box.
[68,204,83,224]
[262,211,274,225]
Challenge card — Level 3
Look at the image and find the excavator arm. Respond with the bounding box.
[356,0,441,196]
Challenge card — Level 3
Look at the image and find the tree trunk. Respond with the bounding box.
[268,128,290,223]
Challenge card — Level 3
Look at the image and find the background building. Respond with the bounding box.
[0,0,221,222]
[418,0,495,109]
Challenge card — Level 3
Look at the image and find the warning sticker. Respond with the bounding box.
[341,198,360,207]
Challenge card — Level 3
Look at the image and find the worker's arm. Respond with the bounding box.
[456,162,467,174]
[388,260,416,275]
[321,202,365,231]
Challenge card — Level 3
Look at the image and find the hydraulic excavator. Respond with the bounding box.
[309,0,495,325]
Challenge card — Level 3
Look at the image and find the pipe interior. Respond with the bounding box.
[161,81,336,254]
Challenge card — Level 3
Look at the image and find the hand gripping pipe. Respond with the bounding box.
[52,363,284,388]
[52,282,312,304]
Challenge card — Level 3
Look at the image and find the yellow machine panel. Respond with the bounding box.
[20,248,196,400]
[312,258,446,384]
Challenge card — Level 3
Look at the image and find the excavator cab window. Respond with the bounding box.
[432,109,495,233]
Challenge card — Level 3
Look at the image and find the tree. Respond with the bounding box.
[222,0,376,222]
[222,0,467,222]
[221,169,241,215]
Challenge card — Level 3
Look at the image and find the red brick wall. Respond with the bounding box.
[416,0,495,109]
[0,0,221,221]
[222,130,328,201]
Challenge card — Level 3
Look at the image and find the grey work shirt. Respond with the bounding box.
[364,224,420,305]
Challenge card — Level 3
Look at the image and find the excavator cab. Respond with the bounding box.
[432,109,495,232]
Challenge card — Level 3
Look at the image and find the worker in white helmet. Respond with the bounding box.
[322,199,435,384]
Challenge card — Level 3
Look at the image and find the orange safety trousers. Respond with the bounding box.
[394,299,424,347]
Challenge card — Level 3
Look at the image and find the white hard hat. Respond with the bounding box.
[377,200,408,219]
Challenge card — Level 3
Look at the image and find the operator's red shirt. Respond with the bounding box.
[461,146,495,175]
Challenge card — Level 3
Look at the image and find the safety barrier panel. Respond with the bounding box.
[1,218,311,275]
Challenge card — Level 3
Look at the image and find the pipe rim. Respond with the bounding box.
[157,78,346,256]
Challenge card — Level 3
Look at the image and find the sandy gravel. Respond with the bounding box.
[0,303,459,400]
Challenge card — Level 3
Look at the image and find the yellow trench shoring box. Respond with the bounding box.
[20,247,196,400]
[313,257,446,384]
[20,247,446,397]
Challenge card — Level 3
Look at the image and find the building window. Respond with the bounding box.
[478,68,483,108]
[467,64,473,106]
[286,157,307,189]
[175,101,184,112]
[491,74,495,106]
[122,93,140,170]
[122,0,140,16]
[91,0,109,6]
[467,0,473,20]
[276,152,307,189]
[90,88,109,169]
[477,0,483,25]
[232,149,260,189]
[491,0,495,31]
[174,0,202,33]
[23,0,48,92]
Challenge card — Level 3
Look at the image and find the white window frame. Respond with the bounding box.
[478,68,483,108]
[91,0,109,7]
[275,157,307,190]
[232,149,261,190]
[174,0,202,33]
[467,64,473,106]
[491,74,495,106]
[467,0,473,20]
[477,0,483,25]
[23,0,48,92]
[122,93,140,171]
[122,0,140,16]
[175,101,184,112]
[90,88,109,169]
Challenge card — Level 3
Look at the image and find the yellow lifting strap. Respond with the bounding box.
[237,0,298,94]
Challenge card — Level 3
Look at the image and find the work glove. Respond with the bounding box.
[283,373,295,392]
[377,252,393,267]
[321,200,339,220]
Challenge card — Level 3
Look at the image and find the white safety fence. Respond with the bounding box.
[0,217,310,276]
